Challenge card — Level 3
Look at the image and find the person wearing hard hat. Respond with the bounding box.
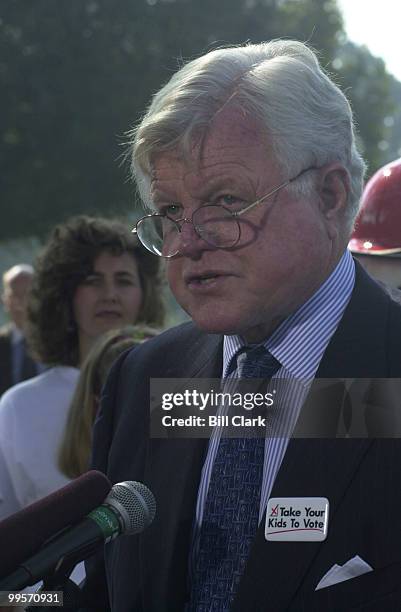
[349,157,401,302]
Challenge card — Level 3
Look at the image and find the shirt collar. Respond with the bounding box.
[223,250,355,379]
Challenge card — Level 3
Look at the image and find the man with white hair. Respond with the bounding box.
[0,264,39,395]
[89,40,401,611]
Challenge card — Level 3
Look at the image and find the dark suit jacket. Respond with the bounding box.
[90,263,401,611]
[0,323,38,396]
[0,323,15,395]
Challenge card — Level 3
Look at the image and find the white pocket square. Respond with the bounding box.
[315,555,373,590]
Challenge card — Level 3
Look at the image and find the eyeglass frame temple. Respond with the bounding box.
[232,179,291,218]
[232,165,318,218]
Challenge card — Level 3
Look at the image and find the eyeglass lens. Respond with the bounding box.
[137,205,241,256]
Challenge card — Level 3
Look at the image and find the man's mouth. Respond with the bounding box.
[188,274,220,285]
[184,270,231,287]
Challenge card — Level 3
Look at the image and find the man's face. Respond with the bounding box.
[151,107,342,342]
[2,273,33,330]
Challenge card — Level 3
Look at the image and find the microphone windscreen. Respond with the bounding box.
[0,470,111,578]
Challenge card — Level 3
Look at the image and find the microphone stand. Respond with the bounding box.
[25,559,86,612]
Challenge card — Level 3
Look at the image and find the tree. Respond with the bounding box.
[0,0,282,240]
[332,41,396,176]
[1,0,399,240]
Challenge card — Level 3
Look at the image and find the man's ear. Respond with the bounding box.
[317,162,350,221]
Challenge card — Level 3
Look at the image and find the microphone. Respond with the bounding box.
[0,470,111,579]
[0,480,156,591]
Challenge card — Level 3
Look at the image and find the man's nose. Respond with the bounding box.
[178,219,213,258]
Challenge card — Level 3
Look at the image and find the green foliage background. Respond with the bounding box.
[1,0,400,241]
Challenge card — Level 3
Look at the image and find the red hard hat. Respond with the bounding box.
[349,157,401,255]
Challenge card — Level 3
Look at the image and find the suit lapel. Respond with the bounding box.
[234,264,387,609]
[234,438,371,610]
[316,261,390,378]
[141,333,223,609]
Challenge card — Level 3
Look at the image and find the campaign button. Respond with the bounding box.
[265,497,329,542]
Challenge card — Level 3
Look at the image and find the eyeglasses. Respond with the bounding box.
[132,166,317,258]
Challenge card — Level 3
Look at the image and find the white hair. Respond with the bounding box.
[129,40,366,231]
[3,263,34,288]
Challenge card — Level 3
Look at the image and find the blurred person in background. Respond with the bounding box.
[349,157,401,303]
[0,264,41,395]
[59,324,160,479]
[0,215,164,520]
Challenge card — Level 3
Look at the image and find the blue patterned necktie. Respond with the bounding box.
[188,346,281,611]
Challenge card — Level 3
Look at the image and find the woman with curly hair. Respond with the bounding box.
[0,215,164,519]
